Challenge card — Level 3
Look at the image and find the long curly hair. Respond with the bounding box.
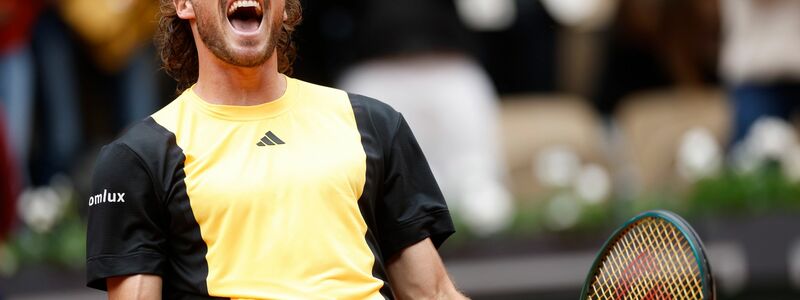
[155,0,302,90]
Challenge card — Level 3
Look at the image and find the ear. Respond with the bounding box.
[174,0,196,20]
[283,10,288,21]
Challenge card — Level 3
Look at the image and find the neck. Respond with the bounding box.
[193,48,287,106]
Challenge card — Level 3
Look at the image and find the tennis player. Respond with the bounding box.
[85,0,466,299]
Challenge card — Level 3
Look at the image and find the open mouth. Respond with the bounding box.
[227,0,264,32]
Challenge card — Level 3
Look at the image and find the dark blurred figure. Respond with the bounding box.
[593,0,720,117]
[720,0,800,145]
[1,0,163,222]
[475,0,558,93]
[294,0,558,94]
[21,0,163,186]
[27,9,84,185]
[295,1,477,85]
[296,0,512,235]
[1,1,85,187]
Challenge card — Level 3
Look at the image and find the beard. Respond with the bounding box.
[195,10,282,68]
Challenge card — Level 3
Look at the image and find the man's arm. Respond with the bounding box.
[386,238,468,300]
[107,275,162,300]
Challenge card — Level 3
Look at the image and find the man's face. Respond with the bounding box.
[190,0,285,67]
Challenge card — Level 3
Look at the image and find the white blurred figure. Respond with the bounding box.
[535,145,582,188]
[721,0,800,85]
[677,127,723,182]
[544,193,581,231]
[732,117,800,180]
[534,146,612,204]
[341,56,512,236]
[721,0,800,145]
[454,0,516,31]
[732,117,796,166]
[540,0,618,31]
[747,117,798,162]
[575,163,611,204]
[339,0,512,236]
[535,146,611,231]
[17,186,65,233]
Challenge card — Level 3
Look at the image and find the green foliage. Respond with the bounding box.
[688,164,800,215]
[485,164,800,241]
[1,198,86,276]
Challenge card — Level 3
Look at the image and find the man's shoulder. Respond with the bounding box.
[346,92,398,118]
[345,92,406,141]
[100,118,177,164]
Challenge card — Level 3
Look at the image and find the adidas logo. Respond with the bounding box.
[256,131,285,146]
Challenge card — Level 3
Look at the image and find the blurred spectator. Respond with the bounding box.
[592,0,719,117]
[1,1,85,187]
[2,0,162,198]
[0,0,42,183]
[57,0,160,132]
[334,0,513,235]
[297,0,512,235]
[720,0,800,145]
[27,9,83,184]
[15,0,162,185]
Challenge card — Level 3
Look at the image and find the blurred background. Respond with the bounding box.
[1,0,800,299]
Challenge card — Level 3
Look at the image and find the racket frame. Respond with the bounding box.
[579,210,715,300]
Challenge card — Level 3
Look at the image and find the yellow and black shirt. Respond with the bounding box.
[86,77,455,299]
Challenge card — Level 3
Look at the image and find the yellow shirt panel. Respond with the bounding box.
[152,78,383,299]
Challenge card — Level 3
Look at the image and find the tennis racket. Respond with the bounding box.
[580,210,716,300]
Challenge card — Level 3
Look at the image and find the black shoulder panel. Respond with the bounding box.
[87,118,218,298]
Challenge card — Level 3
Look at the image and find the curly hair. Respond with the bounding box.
[155,0,302,90]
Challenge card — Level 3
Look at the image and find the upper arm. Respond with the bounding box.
[386,238,467,300]
[375,113,456,259]
[107,274,163,300]
[86,142,168,290]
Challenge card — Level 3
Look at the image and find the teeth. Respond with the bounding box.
[227,0,262,15]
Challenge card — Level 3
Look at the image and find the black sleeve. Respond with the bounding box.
[377,115,455,259]
[86,142,168,290]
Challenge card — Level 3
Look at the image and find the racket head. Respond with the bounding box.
[580,210,715,300]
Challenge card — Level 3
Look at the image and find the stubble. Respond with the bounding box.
[195,5,282,68]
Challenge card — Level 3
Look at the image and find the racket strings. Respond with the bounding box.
[587,217,704,300]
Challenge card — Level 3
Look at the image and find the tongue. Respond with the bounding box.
[231,18,260,32]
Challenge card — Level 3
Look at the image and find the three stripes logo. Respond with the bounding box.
[256,131,285,146]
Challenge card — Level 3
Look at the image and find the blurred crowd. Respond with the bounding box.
[0,0,167,242]
[1,0,800,244]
